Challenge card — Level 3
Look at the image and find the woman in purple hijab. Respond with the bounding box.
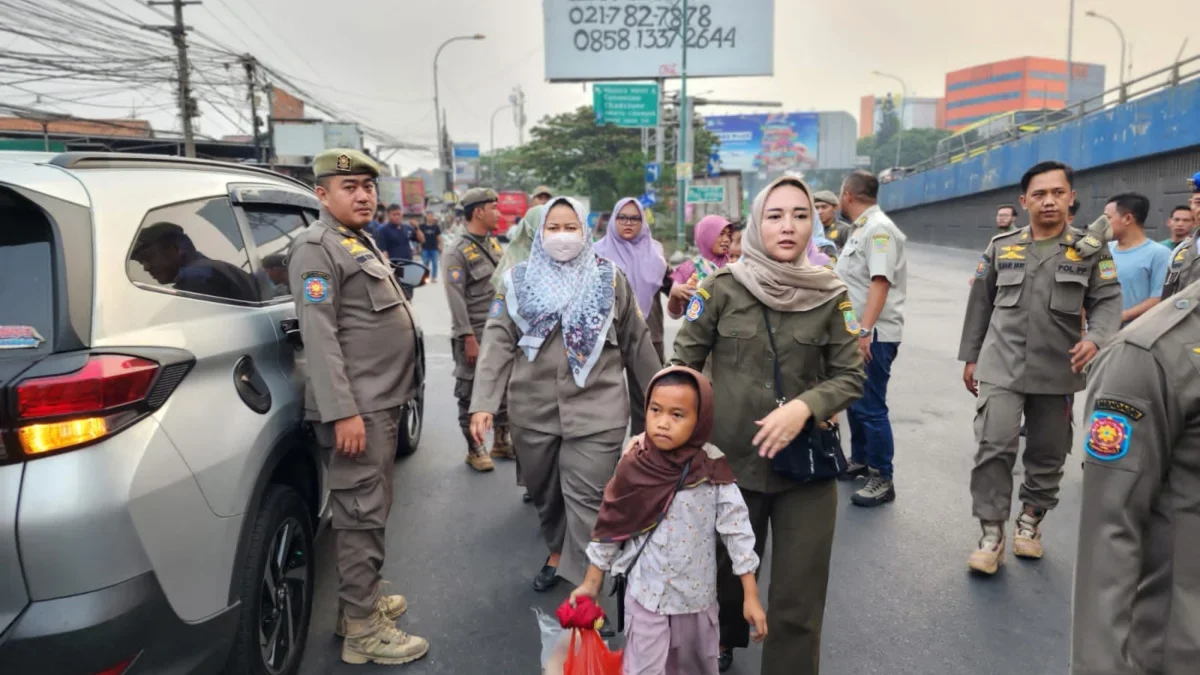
[593,198,671,361]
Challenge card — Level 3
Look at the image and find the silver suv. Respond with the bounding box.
[0,153,425,675]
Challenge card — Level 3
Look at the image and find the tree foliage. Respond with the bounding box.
[857,128,952,173]
[480,105,717,212]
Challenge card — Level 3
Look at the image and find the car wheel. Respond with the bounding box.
[396,394,423,457]
[224,485,314,675]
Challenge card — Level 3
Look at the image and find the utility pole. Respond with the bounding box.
[146,0,200,157]
[509,85,527,146]
[241,54,262,163]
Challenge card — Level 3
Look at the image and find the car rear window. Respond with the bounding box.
[0,193,54,356]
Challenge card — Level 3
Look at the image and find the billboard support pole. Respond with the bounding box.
[676,0,689,254]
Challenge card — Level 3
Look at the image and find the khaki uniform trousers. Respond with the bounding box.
[314,407,401,620]
[510,425,626,586]
[717,480,837,675]
[971,383,1074,522]
[452,337,507,446]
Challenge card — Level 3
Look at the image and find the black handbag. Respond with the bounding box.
[759,306,849,483]
[609,458,692,632]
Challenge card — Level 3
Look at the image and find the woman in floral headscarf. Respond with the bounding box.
[667,214,733,318]
[469,197,661,592]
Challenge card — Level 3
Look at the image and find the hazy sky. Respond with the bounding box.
[7,0,1194,173]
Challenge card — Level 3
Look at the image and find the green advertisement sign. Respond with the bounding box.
[593,83,659,129]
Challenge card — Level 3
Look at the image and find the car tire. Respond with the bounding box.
[223,485,314,675]
[396,394,423,457]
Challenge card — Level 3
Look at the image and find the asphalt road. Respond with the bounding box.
[299,242,1086,675]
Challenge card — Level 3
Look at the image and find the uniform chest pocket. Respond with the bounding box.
[1050,269,1088,315]
[993,267,1025,308]
[360,259,403,312]
[717,317,758,365]
[468,261,494,295]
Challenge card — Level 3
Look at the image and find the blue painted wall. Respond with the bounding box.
[881,78,1200,211]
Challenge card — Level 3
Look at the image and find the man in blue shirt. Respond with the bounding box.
[375,203,424,264]
[1104,193,1172,326]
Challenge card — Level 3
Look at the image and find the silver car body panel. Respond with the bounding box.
[0,159,89,206]
[0,464,27,636]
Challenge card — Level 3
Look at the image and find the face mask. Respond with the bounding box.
[543,231,585,262]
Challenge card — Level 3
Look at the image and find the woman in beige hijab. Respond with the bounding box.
[667,175,866,674]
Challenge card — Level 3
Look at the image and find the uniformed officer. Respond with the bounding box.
[443,187,511,471]
[1161,170,1200,298]
[958,160,1122,575]
[288,149,428,666]
[812,189,851,258]
[1071,279,1200,675]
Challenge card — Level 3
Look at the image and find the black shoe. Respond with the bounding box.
[523,491,533,503]
[718,648,734,673]
[838,461,869,481]
[532,564,560,592]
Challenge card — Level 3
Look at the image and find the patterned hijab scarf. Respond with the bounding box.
[504,197,616,387]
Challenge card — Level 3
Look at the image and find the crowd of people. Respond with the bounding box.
[289,147,1200,674]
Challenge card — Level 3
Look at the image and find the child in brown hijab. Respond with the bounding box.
[570,366,766,675]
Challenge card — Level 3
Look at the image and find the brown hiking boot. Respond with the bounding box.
[490,425,515,460]
[1013,508,1045,559]
[465,449,495,472]
[341,610,429,666]
[968,522,1005,575]
[335,593,408,638]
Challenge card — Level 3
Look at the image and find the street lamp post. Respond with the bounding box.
[489,103,515,183]
[433,34,485,186]
[872,70,908,169]
[1086,10,1127,99]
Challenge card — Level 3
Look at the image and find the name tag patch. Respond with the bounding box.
[1058,263,1088,276]
[685,295,705,322]
[1094,398,1145,421]
[1085,411,1132,461]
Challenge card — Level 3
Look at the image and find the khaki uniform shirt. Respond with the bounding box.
[443,232,503,378]
[958,225,1122,394]
[469,269,661,438]
[1162,232,1200,299]
[288,212,418,423]
[670,268,866,493]
[833,205,908,342]
[1071,280,1200,675]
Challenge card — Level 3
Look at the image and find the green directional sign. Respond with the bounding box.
[686,185,726,204]
[593,83,659,129]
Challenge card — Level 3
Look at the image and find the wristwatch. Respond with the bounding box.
[857,327,873,339]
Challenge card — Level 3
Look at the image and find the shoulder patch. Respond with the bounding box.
[1098,258,1117,280]
[1085,411,1132,461]
[685,295,705,322]
[842,307,861,335]
[489,296,505,319]
[871,234,889,254]
[302,275,329,303]
[975,256,988,277]
[448,266,464,283]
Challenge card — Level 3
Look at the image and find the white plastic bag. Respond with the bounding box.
[535,607,571,675]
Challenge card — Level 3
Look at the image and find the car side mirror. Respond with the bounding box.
[392,259,429,288]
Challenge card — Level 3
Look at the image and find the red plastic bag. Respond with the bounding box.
[563,628,623,675]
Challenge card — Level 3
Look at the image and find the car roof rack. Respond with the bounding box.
[47,152,312,191]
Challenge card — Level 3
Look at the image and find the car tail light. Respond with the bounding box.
[94,657,135,675]
[15,355,174,457]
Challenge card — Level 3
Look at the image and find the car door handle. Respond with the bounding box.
[280,318,302,348]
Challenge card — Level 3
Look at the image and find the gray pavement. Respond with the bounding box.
[299,243,1085,675]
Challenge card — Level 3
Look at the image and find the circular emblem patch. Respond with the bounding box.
[1085,412,1131,461]
[304,277,328,303]
[685,295,705,322]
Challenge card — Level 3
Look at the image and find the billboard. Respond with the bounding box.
[323,122,363,150]
[272,121,325,158]
[705,113,820,173]
[453,143,481,185]
[542,0,774,81]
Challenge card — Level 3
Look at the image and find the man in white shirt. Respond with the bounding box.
[833,170,908,508]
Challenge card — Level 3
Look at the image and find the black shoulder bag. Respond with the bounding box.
[609,458,693,632]
[759,305,849,483]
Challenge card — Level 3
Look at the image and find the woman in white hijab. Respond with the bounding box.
[468,197,661,591]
